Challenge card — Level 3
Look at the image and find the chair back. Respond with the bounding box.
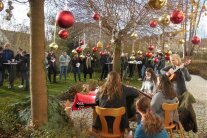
[162,102,179,127]
[95,106,126,137]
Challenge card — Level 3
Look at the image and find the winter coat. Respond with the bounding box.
[178,91,198,132]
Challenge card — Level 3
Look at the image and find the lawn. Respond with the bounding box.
[0,72,142,104]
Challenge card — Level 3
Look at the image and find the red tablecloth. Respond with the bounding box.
[71,91,96,111]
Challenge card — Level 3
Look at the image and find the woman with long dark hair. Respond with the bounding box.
[134,97,168,138]
[151,75,179,122]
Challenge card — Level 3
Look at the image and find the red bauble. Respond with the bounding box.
[79,40,84,45]
[145,52,149,57]
[148,52,153,58]
[191,36,201,45]
[92,12,101,20]
[106,44,110,49]
[148,44,155,51]
[165,56,170,60]
[92,47,98,52]
[99,51,105,56]
[170,9,184,24]
[149,20,158,28]
[76,47,83,53]
[56,11,75,28]
[58,29,69,39]
[153,57,159,64]
[146,52,153,57]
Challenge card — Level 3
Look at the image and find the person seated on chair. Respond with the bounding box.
[134,97,168,138]
[151,75,179,122]
[93,71,139,133]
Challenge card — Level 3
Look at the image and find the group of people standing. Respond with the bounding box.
[45,50,95,83]
[0,43,29,90]
[93,53,193,137]
[121,51,166,81]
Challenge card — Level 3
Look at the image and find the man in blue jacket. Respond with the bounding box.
[2,43,14,89]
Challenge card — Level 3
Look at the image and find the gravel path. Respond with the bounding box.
[70,75,207,138]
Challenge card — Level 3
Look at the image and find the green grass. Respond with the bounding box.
[0,72,142,104]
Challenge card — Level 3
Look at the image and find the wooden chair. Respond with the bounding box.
[162,103,185,138]
[91,106,126,138]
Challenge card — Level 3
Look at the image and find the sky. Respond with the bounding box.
[0,1,207,38]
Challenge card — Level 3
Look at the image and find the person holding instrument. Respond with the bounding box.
[161,54,191,96]
[93,71,139,132]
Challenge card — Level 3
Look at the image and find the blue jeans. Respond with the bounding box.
[73,67,80,81]
[60,66,68,81]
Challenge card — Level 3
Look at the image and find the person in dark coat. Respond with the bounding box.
[154,52,165,75]
[2,43,14,89]
[99,50,109,80]
[136,54,144,80]
[128,52,136,78]
[47,51,57,83]
[82,51,94,81]
[161,54,191,96]
[120,53,128,80]
[0,47,4,87]
[71,53,81,82]
[19,51,29,91]
[94,72,139,132]
[15,48,24,87]
[107,51,113,72]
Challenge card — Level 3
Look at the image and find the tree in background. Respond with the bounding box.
[67,0,166,73]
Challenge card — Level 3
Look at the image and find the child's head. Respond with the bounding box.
[145,68,157,83]
[135,96,163,136]
[136,96,150,115]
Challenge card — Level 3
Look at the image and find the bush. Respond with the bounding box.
[188,60,207,80]
[0,96,88,137]
[58,79,101,101]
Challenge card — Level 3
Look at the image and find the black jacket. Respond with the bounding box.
[94,85,139,131]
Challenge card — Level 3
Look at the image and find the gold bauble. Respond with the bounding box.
[97,41,103,48]
[0,1,4,12]
[137,50,143,55]
[0,2,4,12]
[131,32,138,39]
[79,54,85,59]
[148,0,167,10]
[49,42,58,50]
[130,56,136,60]
[179,39,185,45]
[167,50,172,55]
[72,49,77,54]
[158,14,170,27]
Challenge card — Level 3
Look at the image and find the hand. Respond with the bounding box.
[166,68,174,76]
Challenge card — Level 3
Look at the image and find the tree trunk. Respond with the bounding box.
[30,0,48,128]
[113,39,121,73]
